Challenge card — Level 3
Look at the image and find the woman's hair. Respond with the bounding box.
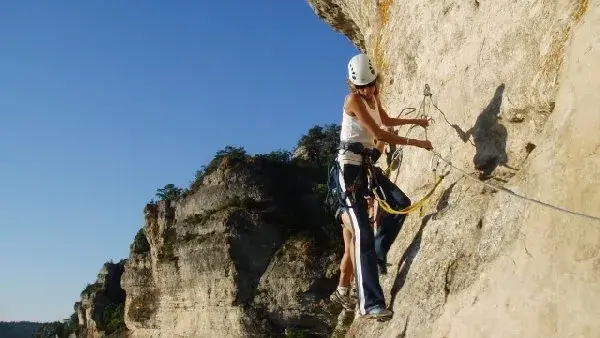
[346,79,359,93]
[346,76,379,94]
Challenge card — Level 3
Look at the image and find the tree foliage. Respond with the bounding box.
[0,321,45,338]
[295,124,340,168]
[255,149,292,164]
[131,227,150,254]
[190,145,249,190]
[102,303,126,335]
[155,183,183,201]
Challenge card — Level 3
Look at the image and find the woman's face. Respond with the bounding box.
[357,82,377,99]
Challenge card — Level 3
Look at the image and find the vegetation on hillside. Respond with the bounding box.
[36,260,127,338]
[296,123,341,168]
[34,313,77,338]
[131,227,151,254]
[155,183,183,201]
[0,321,45,338]
[153,123,340,205]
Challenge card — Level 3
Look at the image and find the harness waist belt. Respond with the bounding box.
[339,141,372,155]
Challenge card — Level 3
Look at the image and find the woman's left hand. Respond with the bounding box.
[416,118,430,128]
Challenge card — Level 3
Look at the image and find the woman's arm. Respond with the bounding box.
[346,94,433,150]
[375,94,430,128]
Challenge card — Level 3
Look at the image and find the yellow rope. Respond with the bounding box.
[369,168,446,215]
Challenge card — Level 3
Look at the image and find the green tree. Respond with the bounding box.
[256,149,292,164]
[296,124,340,168]
[155,183,183,201]
[103,303,126,335]
[191,145,249,189]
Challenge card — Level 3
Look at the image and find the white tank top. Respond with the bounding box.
[338,96,383,165]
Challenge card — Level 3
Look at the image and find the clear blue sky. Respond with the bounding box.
[0,1,357,322]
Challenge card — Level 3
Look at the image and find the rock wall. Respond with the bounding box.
[121,157,342,337]
[75,261,126,338]
[307,0,600,337]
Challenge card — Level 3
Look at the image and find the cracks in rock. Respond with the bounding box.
[478,38,485,67]
[389,213,432,309]
[443,253,480,306]
[389,181,459,309]
[397,315,410,338]
[432,180,462,220]
[443,260,454,305]
[517,230,533,258]
[524,142,537,160]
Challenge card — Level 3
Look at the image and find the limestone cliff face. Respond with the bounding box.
[75,261,126,338]
[307,0,600,337]
[122,156,341,337]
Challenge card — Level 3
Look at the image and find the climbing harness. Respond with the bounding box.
[323,142,380,221]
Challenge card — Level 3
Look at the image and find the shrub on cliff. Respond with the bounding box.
[155,183,183,201]
[103,303,126,335]
[255,148,292,164]
[0,321,44,338]
[190,145,249,191]
[295,124,340,169]
[131,228,150,254]
[34,313,77,338]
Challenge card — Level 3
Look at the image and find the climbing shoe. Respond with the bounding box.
[330,289,356,311]
[362,306,393,321]
[350,286,358,302]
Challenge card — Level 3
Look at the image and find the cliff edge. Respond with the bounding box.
[122,140,344,337]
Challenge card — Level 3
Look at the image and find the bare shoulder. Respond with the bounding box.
[346,92,361,103]
[344,93,364,116]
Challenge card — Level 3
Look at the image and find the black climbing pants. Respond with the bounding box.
[371,167,412,269]
[336,160,411,314]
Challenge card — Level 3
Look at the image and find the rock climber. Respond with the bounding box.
[334,53,433,320]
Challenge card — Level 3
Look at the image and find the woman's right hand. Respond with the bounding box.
[415,140,433,150]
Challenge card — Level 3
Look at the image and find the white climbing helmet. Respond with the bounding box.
[347,53,377,86]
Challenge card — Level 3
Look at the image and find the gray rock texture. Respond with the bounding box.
[122,157,342,337]
[306,0,600,337]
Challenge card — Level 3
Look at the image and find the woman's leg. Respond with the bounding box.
[331,211,356,310]
[339,214,354,288]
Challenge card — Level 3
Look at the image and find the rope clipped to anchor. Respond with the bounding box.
[372,84,448,215]
[384,84,435,181]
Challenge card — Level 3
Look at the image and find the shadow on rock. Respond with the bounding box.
[452,84,509,180]
[388,214,431,310]
[388,180,460,310]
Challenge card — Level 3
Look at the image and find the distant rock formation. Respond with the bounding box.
[122,151,343,337]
